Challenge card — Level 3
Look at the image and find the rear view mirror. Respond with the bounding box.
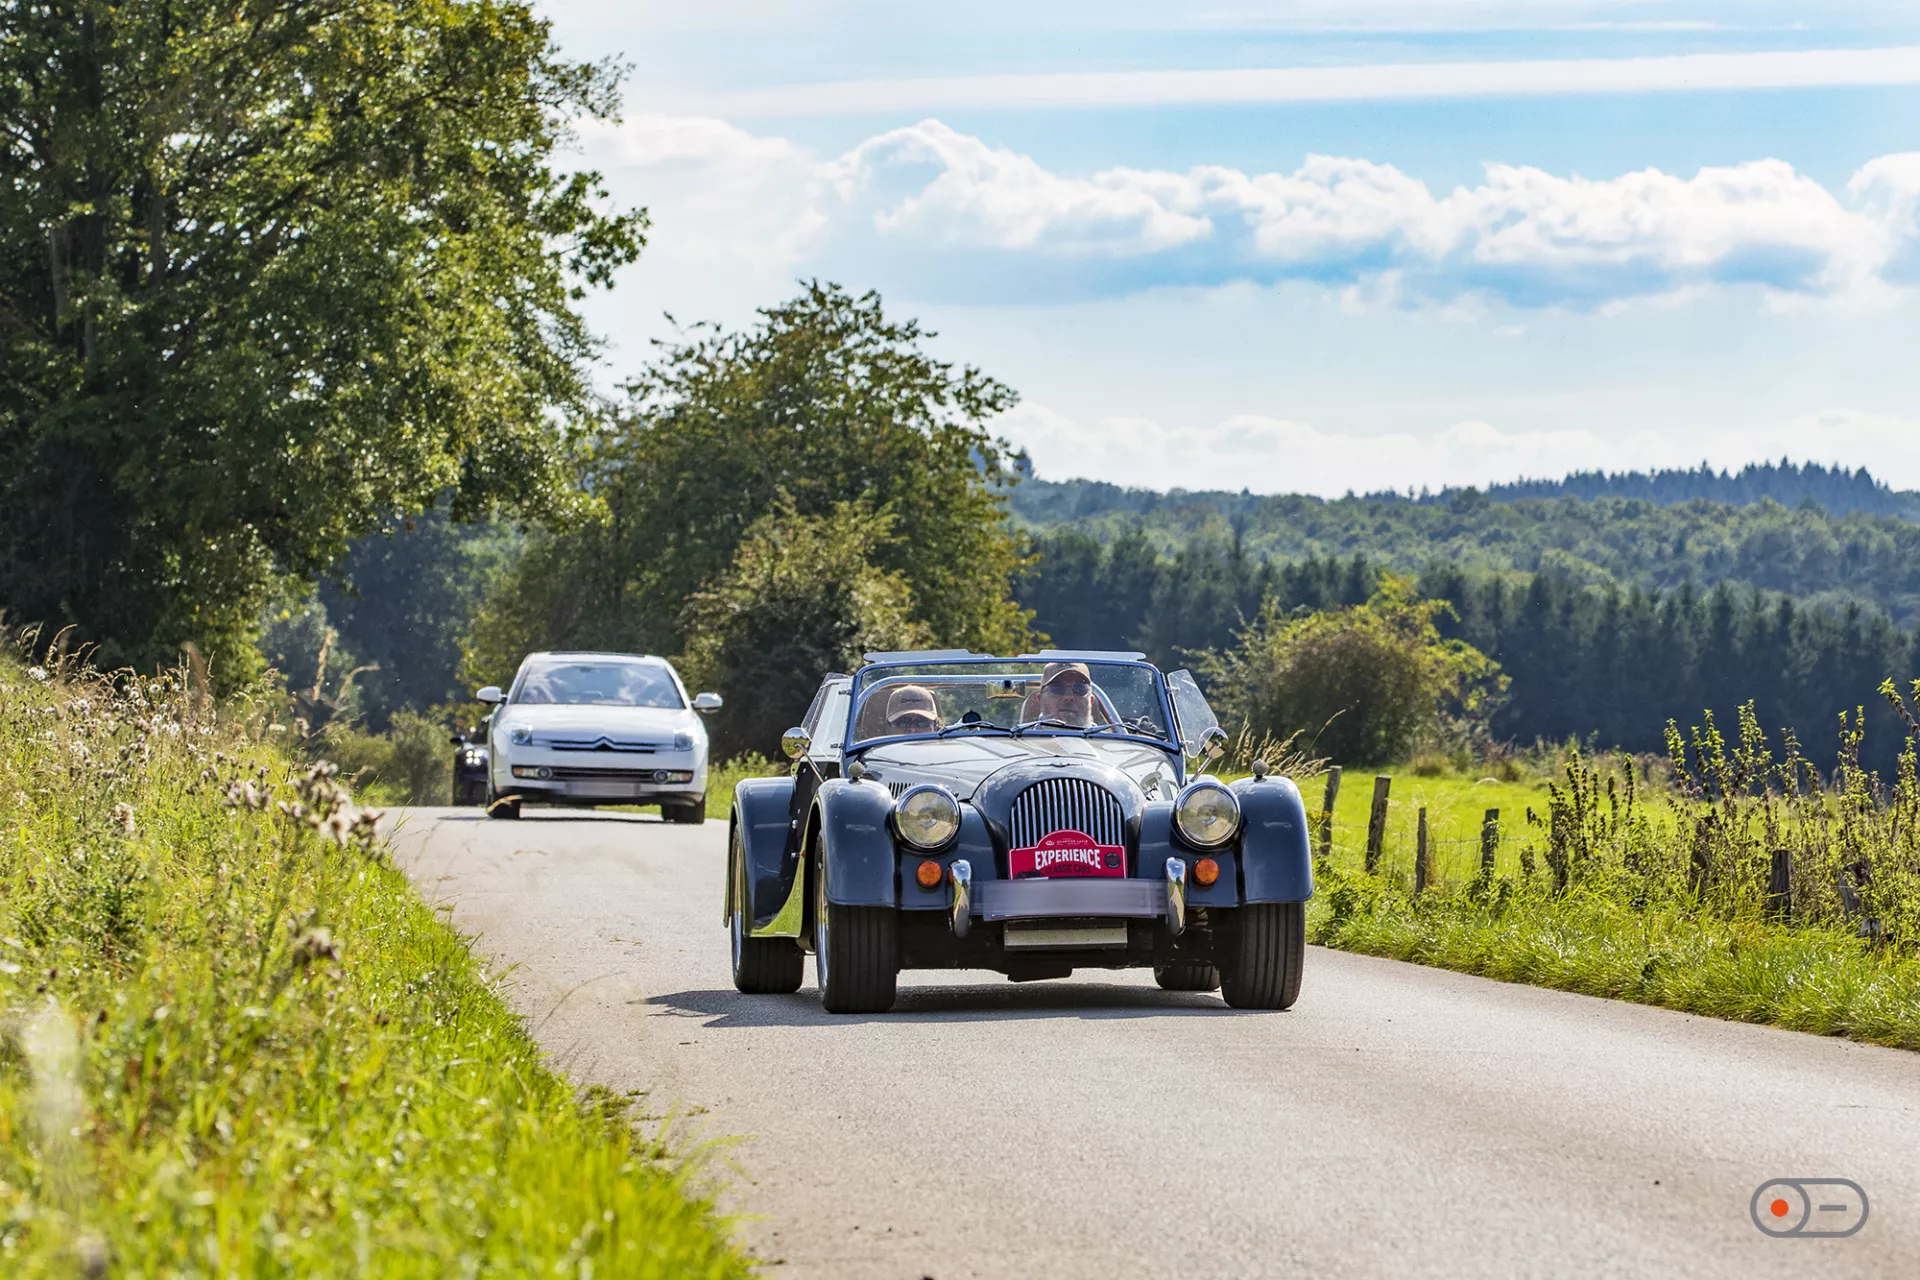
[693,691,723,713]
[781,727,811,760]
[449,733,466,746]
[476,685,504,704]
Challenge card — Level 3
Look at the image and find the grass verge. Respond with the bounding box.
[1309,871,1920,1050]
[0,655,751,1277]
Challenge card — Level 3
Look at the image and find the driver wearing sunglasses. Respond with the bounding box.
[1033,660,1099,728]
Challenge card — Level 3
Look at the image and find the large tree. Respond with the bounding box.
[466,282,1032,684]
[0,0,644,679]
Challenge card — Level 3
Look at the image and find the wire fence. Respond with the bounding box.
[1314,815,1538,892]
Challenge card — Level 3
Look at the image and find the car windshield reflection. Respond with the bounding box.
[847,661,1174,746]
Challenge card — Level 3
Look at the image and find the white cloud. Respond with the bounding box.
[996,404,1920,496]
[578,115,1920,309]
[688,45,1920,116]
[827,126,1212,255]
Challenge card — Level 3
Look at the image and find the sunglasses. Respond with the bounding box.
[1044,679,1092,696]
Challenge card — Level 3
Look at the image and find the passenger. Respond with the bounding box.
[885,684,942,735]
[1032,661,1098,728]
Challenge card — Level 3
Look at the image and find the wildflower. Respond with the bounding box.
[27,666,47,682]
[290,927,340,967]
[110,803,135,836]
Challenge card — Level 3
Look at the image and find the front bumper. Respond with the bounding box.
[494,745,704,804]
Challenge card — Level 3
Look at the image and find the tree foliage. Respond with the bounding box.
[677,500,930,759]
[1201,578,1505,767]
[1010,480,1920,627]
[0,0,644,680]
[466,282,1031,684]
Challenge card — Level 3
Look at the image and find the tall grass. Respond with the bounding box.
[0,645,750,1276]
[1308,688,1920,1049]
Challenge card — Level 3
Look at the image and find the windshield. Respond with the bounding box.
[848,660,1174,746]
[513,660,685,708]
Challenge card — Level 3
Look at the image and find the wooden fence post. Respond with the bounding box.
[1414,807,1430,894]
[1480,809,1500,878]
[1365,775,1392,874]
[1766,848,1792,920]
[1317,767,1342,861]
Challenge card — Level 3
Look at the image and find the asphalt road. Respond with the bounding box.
[386,808,1920,1279]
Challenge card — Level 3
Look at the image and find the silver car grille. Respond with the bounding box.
[538,735,666,753]
[1008,777,1125,850]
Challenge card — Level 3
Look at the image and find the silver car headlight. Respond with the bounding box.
[1174,781,1240,848]
[508,726,532,746]
[894,784,961,850]
[674,731,694,752]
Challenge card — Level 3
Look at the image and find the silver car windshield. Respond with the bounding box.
[847,661,1174,746]
[513,661,684,708]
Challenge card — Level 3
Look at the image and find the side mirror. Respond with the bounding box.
[693,692,724,713]
[781,727,811,760]
[449,733,467,746]
[1200,726,1227,760]
[476,685,504,704]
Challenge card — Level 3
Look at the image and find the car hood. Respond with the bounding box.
[494,703,702,744]
[854,734,1180,802]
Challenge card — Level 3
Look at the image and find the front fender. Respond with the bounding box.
[815,778,900,907]
[731,776,797,930]
[1232,775,1314,903]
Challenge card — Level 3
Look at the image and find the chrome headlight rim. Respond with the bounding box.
[893,783,962,851]
[1173,780,1241,849]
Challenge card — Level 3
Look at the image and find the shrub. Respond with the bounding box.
[311,711,451,805]
[1202,577,1505,767]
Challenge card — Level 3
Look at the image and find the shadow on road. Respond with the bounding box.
[647,982,1251,1027]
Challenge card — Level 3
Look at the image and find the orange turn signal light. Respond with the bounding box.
[916,859,944,889]
[1193,857,1220,887]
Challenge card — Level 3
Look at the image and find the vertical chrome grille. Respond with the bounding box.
[1008,778,1125,850]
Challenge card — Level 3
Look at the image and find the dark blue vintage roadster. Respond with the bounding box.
[724,651,1313,1013]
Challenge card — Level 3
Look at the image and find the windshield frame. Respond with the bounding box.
[844,657,1180,757]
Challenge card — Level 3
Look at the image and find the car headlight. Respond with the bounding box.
[893,784,961,850]
[1174,781,1240,848]
[673,732,694,752]
[508,726,532,745]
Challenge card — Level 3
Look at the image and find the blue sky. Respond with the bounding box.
[541,1,1920,495]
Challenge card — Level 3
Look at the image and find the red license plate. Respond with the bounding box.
[1009,829,1126,878]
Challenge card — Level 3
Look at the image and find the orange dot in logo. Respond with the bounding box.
[1770,1198,1791,1218]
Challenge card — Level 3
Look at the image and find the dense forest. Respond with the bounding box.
[1380,461,1920,519]
[1017,527,1920,767]
[1008,470,1920,628]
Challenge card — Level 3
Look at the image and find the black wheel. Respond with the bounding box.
[730,825,803,994]
[813,850,897,1014]
[1218,902,1305,1010]
[665,799,707,825]
[1154,960,1221,992]
[485,783,521,820]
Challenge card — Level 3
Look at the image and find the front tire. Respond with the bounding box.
[1154,960,1221,992]
[665,798,707,825]
[485,783,521,820]
[730,826,803,994]
[814,852,897,1014]
[1219,902,1305,1010]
